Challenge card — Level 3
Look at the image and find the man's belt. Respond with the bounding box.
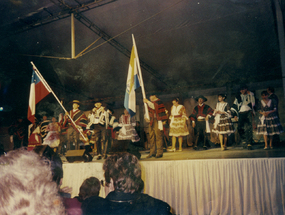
[197,118,206,121]
[173,115,182,118]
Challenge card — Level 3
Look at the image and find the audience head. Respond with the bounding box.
[0,148,65,214]
[33,145,63,186]
[103,152,144,194]
[79,177,101,201]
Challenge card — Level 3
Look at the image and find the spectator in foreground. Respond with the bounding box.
[82,152,172,215]
[64,177,101,215]
[0,148,66,215]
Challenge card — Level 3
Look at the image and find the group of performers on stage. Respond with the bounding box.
[15,84,283,160]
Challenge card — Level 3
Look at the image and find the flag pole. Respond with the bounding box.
[131,34,150,120]
[30,61,87,141]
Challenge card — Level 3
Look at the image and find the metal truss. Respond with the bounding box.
[2,0,168,86]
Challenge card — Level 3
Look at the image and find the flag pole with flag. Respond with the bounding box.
[28,62,87,141]
[124,34,149,120]
[27,66,51,123]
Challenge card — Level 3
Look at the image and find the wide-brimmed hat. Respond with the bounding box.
[195,95,207,102]
[72,100,80,104]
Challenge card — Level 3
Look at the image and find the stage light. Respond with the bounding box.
[0,107,3,111]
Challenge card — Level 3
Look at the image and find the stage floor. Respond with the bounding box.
[61,143,285,164]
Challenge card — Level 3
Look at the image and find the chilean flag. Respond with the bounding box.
[27,68,50,123]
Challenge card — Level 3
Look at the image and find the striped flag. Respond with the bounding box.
[124,45,141,117]
[27,67,51,123]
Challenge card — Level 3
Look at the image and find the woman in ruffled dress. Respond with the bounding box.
[168,98,189,152]
[256,91,283,149]
[212,94,235,150]
[117,109,141,158]
[43,117,61,151]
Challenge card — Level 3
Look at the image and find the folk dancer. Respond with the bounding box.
[256,91,283,149]
[27,116,41,151]
[267,86,281,147]
[143,95,168,158]
[212,94,235,150]
[103,108,121,159]
[43,117,61,152]
[87,101,106,160]
[117,109,141,159]
[167,98,189,152]
[62,100,88,150]
[231,84,255,150]
[189,95,214,150]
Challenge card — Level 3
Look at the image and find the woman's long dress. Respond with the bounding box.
[117,115,140,143]
[256,99,283,135]
[212,102,235,135]
[43,122,61,148]
[169,104,189,137]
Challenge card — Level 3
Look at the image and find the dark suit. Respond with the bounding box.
[82,191,171,215]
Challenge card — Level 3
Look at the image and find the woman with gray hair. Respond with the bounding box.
[0,148,66,215]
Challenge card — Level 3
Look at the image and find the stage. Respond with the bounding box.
[61,145,285,214]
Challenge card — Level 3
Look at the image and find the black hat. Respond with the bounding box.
[195,95,207,102]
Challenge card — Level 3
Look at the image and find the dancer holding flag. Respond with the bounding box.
[123,35,150,158]
[28,62,89,152]
[143,95,168,158]
[62,100,88,150]
[27,66,51,150]
[124,34,149,119]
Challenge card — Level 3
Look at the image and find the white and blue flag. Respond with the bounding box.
[124,45,141,117]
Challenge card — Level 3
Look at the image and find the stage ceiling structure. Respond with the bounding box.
[0,0,284,114]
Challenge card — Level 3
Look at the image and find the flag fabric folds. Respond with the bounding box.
[124,46,141,117]
[27,68,50,123]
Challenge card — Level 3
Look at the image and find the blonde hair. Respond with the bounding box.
[0,148,66,215]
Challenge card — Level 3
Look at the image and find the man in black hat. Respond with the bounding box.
[231,84,255,150]
[62,100,88,150]
[189,95,214,150]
